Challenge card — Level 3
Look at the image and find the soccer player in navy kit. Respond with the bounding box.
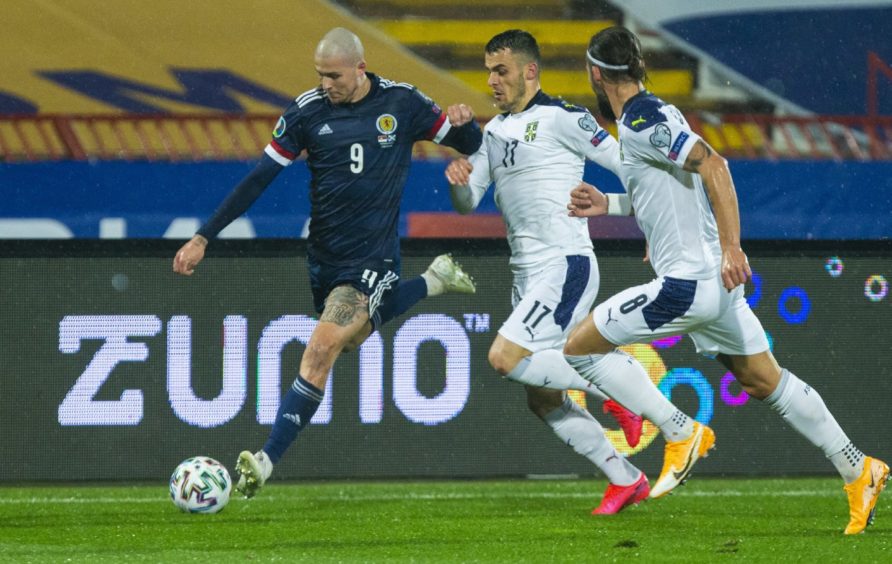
[172,27,482,497]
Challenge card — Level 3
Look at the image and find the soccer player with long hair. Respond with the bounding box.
[565,25,887,534]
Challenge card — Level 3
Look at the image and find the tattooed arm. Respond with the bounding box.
[683,140,751,290]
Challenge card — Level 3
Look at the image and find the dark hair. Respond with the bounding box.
[485,29,541,65]
[586,26,647,83]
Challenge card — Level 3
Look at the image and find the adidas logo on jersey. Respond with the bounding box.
[318,123,333,135]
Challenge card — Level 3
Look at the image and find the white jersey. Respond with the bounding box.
[460,91,621,272]
[617,92,721,279]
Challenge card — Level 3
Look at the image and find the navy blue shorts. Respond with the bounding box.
[307,256,402,321]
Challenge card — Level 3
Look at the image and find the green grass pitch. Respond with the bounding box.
[2,478,890,562]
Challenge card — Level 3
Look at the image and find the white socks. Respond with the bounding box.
[257,450,274,481]
[421,272,444,296]
[506,349,601,394]
[513,351,864,483]
[829,443,866,484]
[508,348,693,442]
[544,397,641,486]
[765,369,861,482]
[566,350,694,442]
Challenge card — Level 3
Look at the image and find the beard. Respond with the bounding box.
[497,80,526,113]
[514,80,526,111]
[594,88,617,121]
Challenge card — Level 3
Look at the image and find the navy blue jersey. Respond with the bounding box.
[264,73,460,267]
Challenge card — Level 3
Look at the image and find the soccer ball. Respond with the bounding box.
[169,456,232,514]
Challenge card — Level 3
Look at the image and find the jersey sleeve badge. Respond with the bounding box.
[668,131,690,161]
[577,113,599,133]
[578,113,609,146]
[649,123,670,148]
[273,116,287,139]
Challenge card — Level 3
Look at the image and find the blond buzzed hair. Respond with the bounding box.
[315,27,364,64]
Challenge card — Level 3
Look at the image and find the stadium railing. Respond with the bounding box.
[1,113,890,162]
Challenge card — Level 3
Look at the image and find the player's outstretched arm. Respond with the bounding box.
[683,139,750,290]
[198,156,284,239]
[567,182,609,217]
[172,156,284,276]
[173,235,207,275]
[446,157,486,214]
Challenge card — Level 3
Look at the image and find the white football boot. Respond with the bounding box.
[235,450,273,498]
[424,254,476,295]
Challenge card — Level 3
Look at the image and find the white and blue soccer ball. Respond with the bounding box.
[169,456,232,514]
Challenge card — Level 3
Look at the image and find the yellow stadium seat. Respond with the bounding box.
[451,69,693,99]
[374,19,613,48]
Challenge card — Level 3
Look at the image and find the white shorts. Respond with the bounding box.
[498,254,600,352]
[593,271,769,356]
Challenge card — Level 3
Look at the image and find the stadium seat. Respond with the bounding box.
[355,5,697,110]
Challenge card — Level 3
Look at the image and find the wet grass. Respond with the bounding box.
[1,478,890,562]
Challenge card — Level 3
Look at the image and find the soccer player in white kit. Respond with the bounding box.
[564,25,887,534]
[446,30,703,514]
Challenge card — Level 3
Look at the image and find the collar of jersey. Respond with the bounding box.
[328,72,379,108]
[620,89,652,119]
[502,89,550,117]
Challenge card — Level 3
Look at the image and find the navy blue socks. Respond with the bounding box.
[263,375,323,464]
[373,276,428,327]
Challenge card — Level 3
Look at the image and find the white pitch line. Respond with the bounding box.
[0,489,841,505]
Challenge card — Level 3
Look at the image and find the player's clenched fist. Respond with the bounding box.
[445,157,473,186]
[173,235,208,275]
[567,181,608,218]
[720,246,752,290]
[446,104,475,127]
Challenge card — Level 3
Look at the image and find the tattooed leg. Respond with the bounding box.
[299,285,371,388]
[320,285,370,326]
[322,285,375,352]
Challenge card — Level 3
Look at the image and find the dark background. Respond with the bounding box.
[1,240,889,481]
